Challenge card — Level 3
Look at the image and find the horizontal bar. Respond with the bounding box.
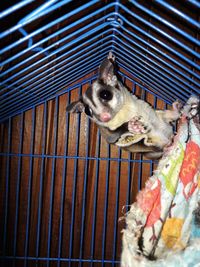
[187,0,200,7]
[1,25,198,112]
[0,4,114,57]
[116,12,200,70]
[1,42,111,107]
[118,59,177,103]
[0,152,156,164]
[0,73,97,123]
[19,0,62,23]
[0,52,109,119]
[129,0,200,45]
[1,54,177,123]
[0,0,99,38]
[0,48,109,114]
[116,49,187,101]
[113,35,199,93]
[114,40,190,98]
[114,25,200,80]
[0,29,113,96]
[0,65,173,123]
[119,61,180,104]
[0,256,120,264]
[118,70,172,105]
[155,0,200,28]
[0,0,34,19]
[0,14,112,74]
[0,44,110,106]
[121,3,199,59]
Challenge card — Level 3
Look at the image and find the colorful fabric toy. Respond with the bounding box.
[121,96,200,267]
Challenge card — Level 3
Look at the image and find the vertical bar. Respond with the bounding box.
[132,80,136,94]
[12,112,24,267]
[36,102,47,265]
[24,108,35,267]
[126,152,132,210]
[57,92,70,267]
[150,160,153,176]
[112,148,121,266]
[3,117,12,263]
[90,128,101,267]
[137,87,146,191]
[150,96,158,175]
[47,97,59,267]
[101,143,110,267]
[69,86,82,267]
[126,80,136,210]
[138,160,142,192]
[79,90,91,266]
[122,76,136,213]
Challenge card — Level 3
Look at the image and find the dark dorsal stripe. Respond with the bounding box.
[85,85,97,108]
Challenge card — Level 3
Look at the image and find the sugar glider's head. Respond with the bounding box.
[66,52,125,126]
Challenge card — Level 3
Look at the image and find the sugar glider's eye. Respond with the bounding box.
[85,105,92,117]
[99,89,113,101]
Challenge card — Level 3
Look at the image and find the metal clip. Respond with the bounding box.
[107,17,123,28]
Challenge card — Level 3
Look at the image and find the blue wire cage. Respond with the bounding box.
[0,1,199,266]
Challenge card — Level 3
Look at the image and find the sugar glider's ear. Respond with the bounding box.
[99,52,117,86]
[66,98,85,113]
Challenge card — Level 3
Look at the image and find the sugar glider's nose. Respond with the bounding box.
[99,112,111,122]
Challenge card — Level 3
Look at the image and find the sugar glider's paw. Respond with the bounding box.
[128,116,150,134]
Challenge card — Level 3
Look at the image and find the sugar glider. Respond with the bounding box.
[66,52,181,159]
